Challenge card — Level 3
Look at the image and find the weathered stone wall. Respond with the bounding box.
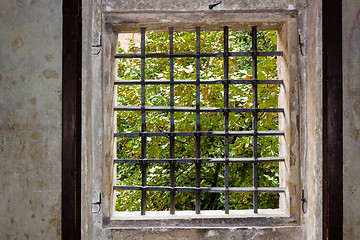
[110,226,301,240]
[343,0,360,239]
[0,0,62,239]
[297,0,323,239]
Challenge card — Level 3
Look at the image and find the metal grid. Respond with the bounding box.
[114,26,284,215]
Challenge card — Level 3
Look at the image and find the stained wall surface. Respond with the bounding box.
[297,0,323,239]
[0,0,62,239]
[343,0,360,239]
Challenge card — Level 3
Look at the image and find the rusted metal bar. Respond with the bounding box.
[114,106,284,113]
[115,79,284,85]
[169,27,176,215]
[195,26,201,214]
[114,186,285,193]
[114,51,283,59]
[252,26,259,214]
[223,26,230,214]
[114,157,285,164]
[114,130,284,138]
[140,27,147,215]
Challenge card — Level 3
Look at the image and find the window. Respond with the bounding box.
[101,12,299,226]
[114,26,284,216]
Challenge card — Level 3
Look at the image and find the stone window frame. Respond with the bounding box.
[99,11,300,228]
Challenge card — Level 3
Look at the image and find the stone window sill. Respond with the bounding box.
[107,209,297,228]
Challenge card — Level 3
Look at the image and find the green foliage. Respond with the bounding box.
[115,30,280,212]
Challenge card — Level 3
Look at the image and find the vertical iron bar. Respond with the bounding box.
[223,26,230,214]
[140,27,147,215]
[195,27,201,214]
[251,26,259,213]
[169,27,176,215]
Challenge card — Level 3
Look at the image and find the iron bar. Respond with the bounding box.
[114,130,284,138]
[169,27,176,215]
[195,27,201,214]
[114,106,284,113]
[114,186,285,193]
[114,157,285,164]
[114,51,283,59]
[115,79,284,85]
[252,26,258,214]
[223,26,230,214]
[140,27,147,215]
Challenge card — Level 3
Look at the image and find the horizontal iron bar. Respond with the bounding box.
[230,52,283,57]
[114,157,285,164]
[114,130,284,138]
[114,106,284,113]
[113,186,285,193]
[115,79,284,85]
[114,51,283,59]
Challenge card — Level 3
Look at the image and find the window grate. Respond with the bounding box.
[114,26,284,215]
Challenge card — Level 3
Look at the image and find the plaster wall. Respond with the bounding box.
[110,226,301,240]
[101,0,307,12]
[343,0,360,239]
[0,0,62,239]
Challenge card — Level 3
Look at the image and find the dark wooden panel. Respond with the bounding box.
[62,0,82,239]
[323,0,343,239]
